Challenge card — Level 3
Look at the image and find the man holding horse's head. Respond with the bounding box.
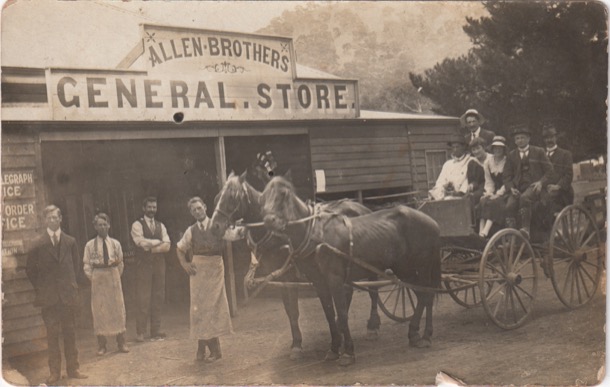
[429,135,473,200]
[176,197,234,364]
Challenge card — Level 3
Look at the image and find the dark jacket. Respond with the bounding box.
[26,231,82,308]
[503,145,553,192]
[548,147,574,205]
[464,128,496,148]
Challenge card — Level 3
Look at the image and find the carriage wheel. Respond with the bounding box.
[377,283,415,323]
[549,204,603,308]
[480,229,538,329]
[441,248,489,308]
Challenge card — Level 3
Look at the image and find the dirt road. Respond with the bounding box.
[7,273,606,386]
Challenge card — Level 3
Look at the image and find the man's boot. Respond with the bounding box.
[205,338,222,363]
[97,335,107,356]
[196,339,206,362]
[519,208,531,240]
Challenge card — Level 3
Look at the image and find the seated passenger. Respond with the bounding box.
[503,125,553,239]
[479,136,508,238]
[429,135,472,200]
[468,137,490,209]
[541,124,574,216]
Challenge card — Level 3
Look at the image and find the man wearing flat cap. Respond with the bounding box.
[429,134,474,200]
[503,124,553,239]
[461,109,496,147]
[541,123,574,215]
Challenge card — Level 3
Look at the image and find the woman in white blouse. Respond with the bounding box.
[479,136,508,238]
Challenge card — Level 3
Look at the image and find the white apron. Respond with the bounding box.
[190,255,234,340]
[91,267,126,336]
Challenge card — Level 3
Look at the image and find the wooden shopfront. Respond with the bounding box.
[1,23,457,358]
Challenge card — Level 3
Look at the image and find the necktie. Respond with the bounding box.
[198,221,204,230]
[471,133,475,141]
[547,151,553,158]
[103,238,109,266]
[52,233,58,247]
[520,150,527,159]
[149,220,155,233]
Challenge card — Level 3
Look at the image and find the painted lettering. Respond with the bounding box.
[192,37,203,56]
[297,85,311,108]
[316,85,330,109]
[87,78,109,108]
[148,46,163,67]
[218,82,235,109]
[116,78,137,108]
[208,37,220,56]
[257,83,272,108]
[159,42,173,62]
[181,37,192,58]
[220,38,232,56]
[170,40,183,59]
[194,81,214,108]
[334,85,348,109]
[281,56,290,72]
[276,84,291,109]
[57,77,80,107]
[170,80,189,108]
[144,79,163,108]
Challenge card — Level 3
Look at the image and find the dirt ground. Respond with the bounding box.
[5,272,606,387]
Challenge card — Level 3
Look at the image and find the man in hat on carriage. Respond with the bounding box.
[460,109,496,147]
[503,124,553,239]
[541,123,574,216]
[429,134,474,200]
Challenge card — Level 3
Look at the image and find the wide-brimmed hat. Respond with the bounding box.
[490,135,507,147]
[447,134,468,147]
[510,123,531,136]
[541,123,558,138]
[459,109,486,127]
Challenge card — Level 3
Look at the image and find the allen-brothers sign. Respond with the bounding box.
[46,24,359,121]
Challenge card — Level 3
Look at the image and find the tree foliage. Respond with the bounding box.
[410,2,608,161]
[259,2,481,113]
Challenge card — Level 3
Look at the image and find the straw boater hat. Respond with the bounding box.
[459,109,486,127]
[490,136,507,147]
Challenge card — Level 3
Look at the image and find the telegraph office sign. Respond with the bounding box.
[46,24,359,121]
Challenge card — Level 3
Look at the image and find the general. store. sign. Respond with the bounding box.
[45,24,359,121]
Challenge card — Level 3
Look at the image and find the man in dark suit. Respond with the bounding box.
[26,205,88,385]
[503,125,553,239]
[460,109,496,148]
[542,123,574,215]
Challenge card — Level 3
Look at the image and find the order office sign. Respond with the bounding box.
[2,169,37,232]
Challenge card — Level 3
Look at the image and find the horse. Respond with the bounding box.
[210,171,380,361]
[260,174,442,366]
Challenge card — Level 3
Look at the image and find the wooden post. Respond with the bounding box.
[357,190,363,204]
[215,136,238,317]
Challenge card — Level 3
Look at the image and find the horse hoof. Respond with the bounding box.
[366,329,379,341]
[409,338,431,348]
[338,353,356,367]
[324,350,340,361]
[289,347,303,360]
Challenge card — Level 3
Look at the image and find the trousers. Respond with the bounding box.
[41,303,79,375]
[135,255,166,336]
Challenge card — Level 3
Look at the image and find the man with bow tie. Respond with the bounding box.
[26,205,88,385]
[503,125,553,239]
[177,197,233,364]
[541,123,574,215]
[131,196,171,342]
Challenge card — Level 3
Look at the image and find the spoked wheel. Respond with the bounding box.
[480,229,538,329]
[442,247,488,308]
[377,282,415,323]
[548,204,603,308]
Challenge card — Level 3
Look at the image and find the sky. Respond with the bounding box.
[1,0,299,68]
[1,0,486,70]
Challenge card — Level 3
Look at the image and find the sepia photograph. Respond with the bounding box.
[1,1,607,386]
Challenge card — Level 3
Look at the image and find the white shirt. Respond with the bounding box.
[518,146,530,159]
[429,154,473,200]
[130,217,171,253]
[47,228,62,245]
[470,127,481,140]
[546,145,557,157]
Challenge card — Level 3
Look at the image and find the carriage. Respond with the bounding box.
[376,193,606,330]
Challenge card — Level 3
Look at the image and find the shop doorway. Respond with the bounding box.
[41,138,218,323]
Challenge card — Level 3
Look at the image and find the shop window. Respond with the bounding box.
[425,150,448,188]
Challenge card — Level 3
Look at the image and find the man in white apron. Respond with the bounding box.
[83,213,129,355]
[177,197,233,363]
